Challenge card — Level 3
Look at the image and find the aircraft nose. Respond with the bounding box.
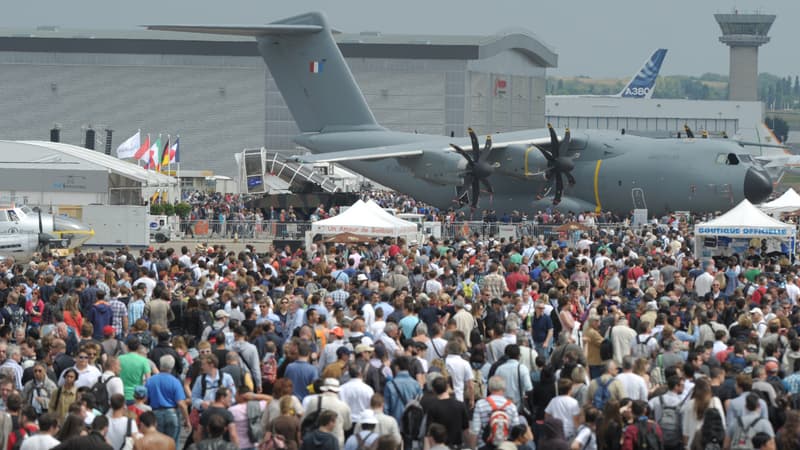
[53,216,92,234]
[744,167,772,204]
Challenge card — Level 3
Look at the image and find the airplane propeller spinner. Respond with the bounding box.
[535,124,577,205]
[449,128,498,209]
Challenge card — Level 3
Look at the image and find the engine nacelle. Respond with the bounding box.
[401,150,466,185]
[491,144,550,179]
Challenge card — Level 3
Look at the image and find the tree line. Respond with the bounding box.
[546,73,800,108]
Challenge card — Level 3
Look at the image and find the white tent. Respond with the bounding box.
[311,200,417,237]
[760,188,800,214]
[694,199,796,259]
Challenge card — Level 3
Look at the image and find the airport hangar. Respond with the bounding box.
[0,26,557,179]
[545,97,768,142]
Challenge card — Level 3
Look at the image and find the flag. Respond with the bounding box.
[309,60,323,73]
[115,131,140,159]
[160,137,171,168]
[169,137,180,163]
[134,134,151,161]
[146,137,161,169]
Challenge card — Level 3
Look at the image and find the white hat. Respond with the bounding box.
[320,378,341,393]
[357,273,368,281]
[358,409,379,425]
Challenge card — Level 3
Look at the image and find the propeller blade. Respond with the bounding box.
[449,144,474,165]
[468,128,480,161]
[479,135,493,162]
[480,178,494,194]
[547,123,559,156]
[38,210,43,234]
[565,171,576,186]
[554,174,564,205]
[471,180,480,209]
[559,128,571,156]
[534,145,555,161]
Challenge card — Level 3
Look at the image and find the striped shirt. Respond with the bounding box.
[128,299,145,326]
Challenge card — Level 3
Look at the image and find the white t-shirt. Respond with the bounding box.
[445,354,474,402]
[573,425,597,450]
[545,395,581,439]
[20,434,60,450]
[105,415,139,450]
[615,372,649,401]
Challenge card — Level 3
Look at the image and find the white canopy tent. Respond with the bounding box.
[694,199,796,260]
[307,200,418,250]
[760,188,800,214]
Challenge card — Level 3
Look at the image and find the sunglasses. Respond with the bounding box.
[78,355,88,360]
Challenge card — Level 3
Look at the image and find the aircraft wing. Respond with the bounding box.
[754,154,800,169]
[146,24,323,36]
[292,147,423,163]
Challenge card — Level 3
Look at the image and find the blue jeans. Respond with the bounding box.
[534,341,551,360]
[154,408,180,447]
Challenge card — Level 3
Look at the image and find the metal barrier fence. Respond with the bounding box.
[175,219,628,242]
[180,220,311,240]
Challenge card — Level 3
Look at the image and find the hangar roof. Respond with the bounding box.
[0,141,177,186]
[0,26,557,67]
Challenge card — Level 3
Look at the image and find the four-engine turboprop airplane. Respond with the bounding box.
[149,12,773,216]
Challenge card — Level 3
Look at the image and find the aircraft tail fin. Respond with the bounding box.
[149,12,382,134]
[617,48,667,99]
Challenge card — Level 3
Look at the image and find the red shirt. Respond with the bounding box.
[8,423,37,450]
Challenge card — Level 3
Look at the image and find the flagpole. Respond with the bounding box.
[176,135,181,202]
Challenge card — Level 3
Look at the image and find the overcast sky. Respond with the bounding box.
[4,0,795,78]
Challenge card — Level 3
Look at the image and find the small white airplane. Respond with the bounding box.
[0,206,94,263]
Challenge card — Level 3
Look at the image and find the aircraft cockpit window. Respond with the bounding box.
[6,211,18,222]
[19,206,32,214]
[738,154,753,163]
[716,153,740,165]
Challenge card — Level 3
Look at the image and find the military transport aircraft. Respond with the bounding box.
[0,206,93,263]
[150,12,773,216]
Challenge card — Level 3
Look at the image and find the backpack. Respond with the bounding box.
[300,396,323,436]
[633,421,663,450]
[482,397,512,447]
[592,377,614,409]
[472,368,486,403]
[462,279,475,300]
[632,335,655,359]
[262,354,278,387]
[245,400,264,443]
[657,395,685,444]
[9,428,26,450]
[365,363,388,395]
[392,382,425,442]
[4,305,25,331]
[355,431,378,450]
[730,416,764,450]
[88,374,117,414]
[600,326,614,361]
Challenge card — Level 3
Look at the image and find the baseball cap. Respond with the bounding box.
[330,327,344,338]
[336,346,352,358]
[103,326,115,337]
[215,310,229,319]
[134,386,148,399]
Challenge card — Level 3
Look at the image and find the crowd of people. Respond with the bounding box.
[0,208,798,450]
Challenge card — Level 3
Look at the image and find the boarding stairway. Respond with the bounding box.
[262,151,339,193]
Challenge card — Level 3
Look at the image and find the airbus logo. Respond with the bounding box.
[623,86,651,97]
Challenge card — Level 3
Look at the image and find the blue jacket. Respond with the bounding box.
[383,371,421,422]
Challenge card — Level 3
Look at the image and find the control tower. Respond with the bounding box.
[714,12,775,101]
